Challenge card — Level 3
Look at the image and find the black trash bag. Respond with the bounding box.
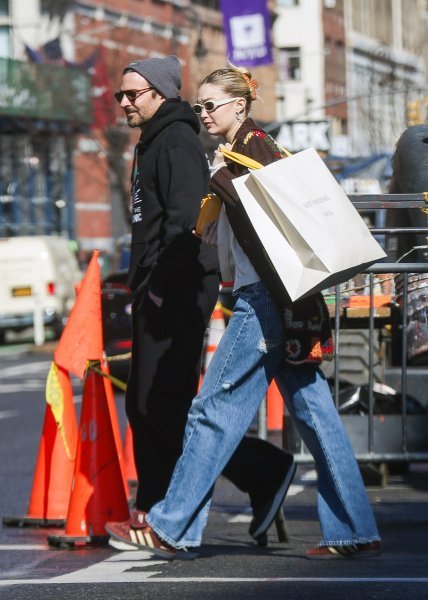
[337,382,426,416]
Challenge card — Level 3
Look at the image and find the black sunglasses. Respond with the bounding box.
[114,87,154,104]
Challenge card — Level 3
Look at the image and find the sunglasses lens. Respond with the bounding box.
[204,101,215,112]
[193,104,203,115]
[115,90,139,103]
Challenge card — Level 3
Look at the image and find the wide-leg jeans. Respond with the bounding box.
[146,282,380,548]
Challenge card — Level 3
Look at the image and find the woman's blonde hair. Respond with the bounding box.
[200,63,259,115]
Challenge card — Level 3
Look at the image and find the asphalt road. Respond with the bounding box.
[0,344,428,599]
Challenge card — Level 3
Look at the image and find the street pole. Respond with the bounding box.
[33,294,45,346]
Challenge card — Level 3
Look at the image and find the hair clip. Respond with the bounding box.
[242,73,259,100]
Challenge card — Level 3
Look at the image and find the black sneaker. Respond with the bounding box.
[249,455,296,542]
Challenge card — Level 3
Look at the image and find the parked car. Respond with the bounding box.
[101,270,132,384]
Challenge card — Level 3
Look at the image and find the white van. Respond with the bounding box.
[0,236,81,343]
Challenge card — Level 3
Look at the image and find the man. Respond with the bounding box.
[109,56,295,547]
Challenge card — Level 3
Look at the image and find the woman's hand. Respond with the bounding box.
[201,220,218,247]
[212,142,233,169]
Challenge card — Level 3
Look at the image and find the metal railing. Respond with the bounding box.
[283,193,428,464]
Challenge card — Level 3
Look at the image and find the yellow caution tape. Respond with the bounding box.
[106,352,132,362]
[95,300,233,392]
[87,362,128,392]
[219,305,233,318]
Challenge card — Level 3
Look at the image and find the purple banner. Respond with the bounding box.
[220,0,273,67]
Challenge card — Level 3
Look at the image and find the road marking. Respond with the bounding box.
[0,362,52,378]
[1,576,428,585]
[0,549,427,585]
[0,410,20,420]
[0,382,46,394]
[300,469,317,482]
[228,514,251,523]
[0,359,82,396]
[49,551,165,583]
[227,485,306,525]
[286,484,305,496]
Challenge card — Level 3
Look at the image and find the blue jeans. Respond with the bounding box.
[146,282,380,548]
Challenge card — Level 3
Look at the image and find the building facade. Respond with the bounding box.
[273,0,427,156]
[345,0,427,155]
[0,0,278,268]
[0,0,91,244]
[3,0,425,265]
[273,0,347,153]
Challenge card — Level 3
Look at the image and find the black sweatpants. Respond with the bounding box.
[126,273,290,512]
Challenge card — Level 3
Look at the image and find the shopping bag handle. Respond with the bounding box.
[220,147,264,170]
[220,142,293,170]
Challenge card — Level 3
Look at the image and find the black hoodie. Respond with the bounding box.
[127,98,219,295]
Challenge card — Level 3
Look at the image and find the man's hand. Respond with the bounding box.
[148,290,164,308]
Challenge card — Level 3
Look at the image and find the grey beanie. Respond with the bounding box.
[124,55,181,99]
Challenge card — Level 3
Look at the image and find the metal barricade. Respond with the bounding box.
[283,193,428,465]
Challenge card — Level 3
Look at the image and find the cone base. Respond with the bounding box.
[47,533,110,549]
[2,515,66,528]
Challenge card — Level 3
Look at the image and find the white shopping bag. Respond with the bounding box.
[229,147,386,301]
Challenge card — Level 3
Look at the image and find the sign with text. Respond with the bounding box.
[220,0,273,67]
[0,57,92,123]
[277,121,331,152]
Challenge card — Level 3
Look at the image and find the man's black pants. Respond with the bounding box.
[126,273,290,512]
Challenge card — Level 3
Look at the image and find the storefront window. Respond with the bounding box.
[278,46,301,81]
[0,27,9,57]
[0,0,9,57]
[0,0,8,17]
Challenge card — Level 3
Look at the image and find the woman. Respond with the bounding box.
[107,66,381,559]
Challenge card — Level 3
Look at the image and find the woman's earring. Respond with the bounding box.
[236,111,243,123]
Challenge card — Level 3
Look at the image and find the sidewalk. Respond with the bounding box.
[209,457,428,563]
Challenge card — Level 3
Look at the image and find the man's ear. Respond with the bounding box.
[151,89,165,100]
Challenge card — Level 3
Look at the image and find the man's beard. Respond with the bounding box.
[126,111,144,128]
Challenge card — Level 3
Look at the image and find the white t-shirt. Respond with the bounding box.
[217,205,260,292]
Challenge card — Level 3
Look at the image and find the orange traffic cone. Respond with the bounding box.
[197,373,204,391]
[48,364,130,548]
[203,302,225,373]
[123,422,138,487]
[3,364,78,527]
[267,379,284,431]
[55,250,103,380]
[102,360,129,498]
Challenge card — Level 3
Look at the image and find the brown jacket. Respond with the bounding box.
[210,118,333,364]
